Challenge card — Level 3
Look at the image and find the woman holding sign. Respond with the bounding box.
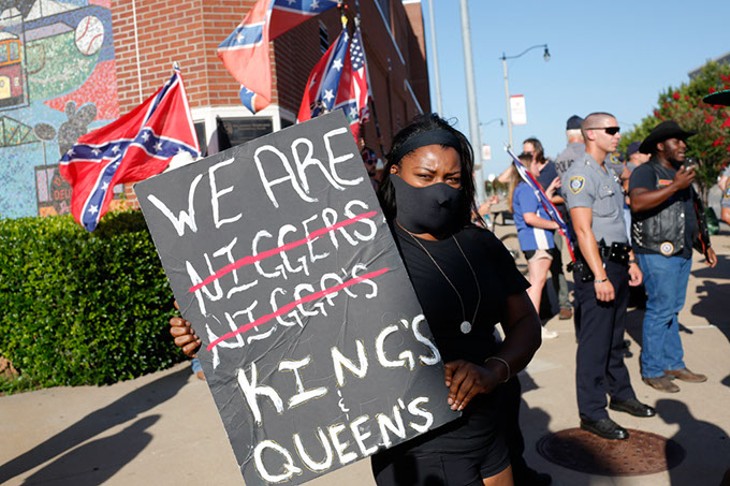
[170,114,542,486]
[370,114,542,486]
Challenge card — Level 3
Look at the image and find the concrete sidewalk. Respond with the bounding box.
[2,232,729,486]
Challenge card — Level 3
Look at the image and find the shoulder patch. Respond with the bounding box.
[569,175,586,194]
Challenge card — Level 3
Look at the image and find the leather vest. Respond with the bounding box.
[631,196,686,256]
[631,161,709,256]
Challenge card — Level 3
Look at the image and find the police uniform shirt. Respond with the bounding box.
[564,153,629,245]
[555,142,586,178]
[606,155,625,181]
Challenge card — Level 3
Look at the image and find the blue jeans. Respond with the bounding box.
[191,357,202,374]
[637,253,692,378]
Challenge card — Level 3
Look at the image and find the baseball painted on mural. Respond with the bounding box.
[0,1,118,219]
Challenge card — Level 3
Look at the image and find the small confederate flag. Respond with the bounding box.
[507,147,574,258]
[59,67,200,232]
[270,0,339,38]
[217,0,274,113]
[297,23,370,141]
[218,0,338,113]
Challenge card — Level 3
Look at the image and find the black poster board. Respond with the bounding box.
[135,112,456,485]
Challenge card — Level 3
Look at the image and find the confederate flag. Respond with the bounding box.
[59,67,200,231]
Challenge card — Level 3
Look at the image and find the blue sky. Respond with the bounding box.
[420,0,730,182]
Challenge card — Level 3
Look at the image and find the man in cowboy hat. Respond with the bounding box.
[629,120,717,393]
[704,89,730,226]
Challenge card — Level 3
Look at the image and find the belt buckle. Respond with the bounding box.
[660,241,674,256]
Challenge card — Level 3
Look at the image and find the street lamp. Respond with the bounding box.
[478,118,504,157]
[476,118,504,174]
[500,44,550,148]
[481,118,504,127]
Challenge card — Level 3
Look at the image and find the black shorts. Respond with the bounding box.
[371,422,509,485]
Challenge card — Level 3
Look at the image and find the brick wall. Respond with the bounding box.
[111,0,429,155]
[112,0,223,112]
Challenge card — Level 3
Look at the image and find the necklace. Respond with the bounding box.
[397,221,482,334]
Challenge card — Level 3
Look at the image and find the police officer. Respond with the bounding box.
[563,112,655,440]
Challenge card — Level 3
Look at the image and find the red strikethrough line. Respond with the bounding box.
[206,267,390,350]
[188,210,378,293]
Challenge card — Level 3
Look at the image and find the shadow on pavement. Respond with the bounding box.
[691,253,730,281]
[657,398,730,486]
[691,277,730,345]
[0,367,189,484]
[510,373,553,483]
[21,415,159,486]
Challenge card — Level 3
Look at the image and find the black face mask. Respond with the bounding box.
[391,175,464,237]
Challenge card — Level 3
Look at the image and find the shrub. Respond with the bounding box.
[0,211,183,393]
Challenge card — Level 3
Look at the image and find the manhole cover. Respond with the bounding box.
[537,428,685,476]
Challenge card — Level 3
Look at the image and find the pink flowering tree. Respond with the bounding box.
[622,61,730,203]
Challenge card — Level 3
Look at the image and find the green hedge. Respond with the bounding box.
[0,211,183,393]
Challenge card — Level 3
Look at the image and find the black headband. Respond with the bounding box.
[390,128,462,164]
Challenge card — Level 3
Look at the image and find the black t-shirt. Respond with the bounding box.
[629,161,697,257]
[537,159,558,191]
[385,224,529,453]
[395,224,529,363]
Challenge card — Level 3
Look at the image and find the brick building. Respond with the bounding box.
[0,0,429,219]
[111,0,431,156]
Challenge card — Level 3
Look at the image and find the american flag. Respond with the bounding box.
[507,147,575,258]
[333,25,370,140]
[218,0,338,113]
[297,24,370,141]
[59,67,200,232]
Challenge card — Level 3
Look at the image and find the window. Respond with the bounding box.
[319,21,329,54]
[280,117,294,130]
[194,122,207,155]
[220,117,273,147]
[9,41,18,61]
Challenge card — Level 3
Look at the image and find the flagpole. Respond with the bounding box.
[132,0,143,103]
[458,0,485,203]
[426,0,442,115]
[354,5,385,159]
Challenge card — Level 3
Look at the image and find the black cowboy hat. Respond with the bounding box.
[703,89,730,106]
[639,120,696,154]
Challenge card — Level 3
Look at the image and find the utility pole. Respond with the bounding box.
[458,0,485,202]
[427,0,442,115]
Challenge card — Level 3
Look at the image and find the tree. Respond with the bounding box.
[622,61,730,203]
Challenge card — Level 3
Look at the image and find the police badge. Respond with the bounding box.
[569,176,585,194]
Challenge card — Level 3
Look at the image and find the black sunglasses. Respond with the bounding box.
[586,126,620,135]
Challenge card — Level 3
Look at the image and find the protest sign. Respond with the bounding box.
[135,112,456,485]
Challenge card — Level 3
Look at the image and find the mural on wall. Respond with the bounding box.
[0,0,118,218]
